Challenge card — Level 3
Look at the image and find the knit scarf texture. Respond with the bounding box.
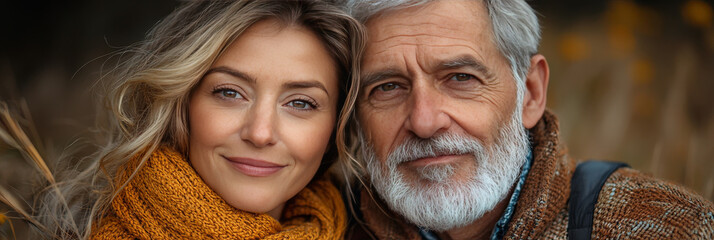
[92,146,346,239]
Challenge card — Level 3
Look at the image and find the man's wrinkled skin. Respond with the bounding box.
[357,1,549,239]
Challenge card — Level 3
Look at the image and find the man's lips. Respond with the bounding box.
[403,154,470,168]
[224,156,286,177]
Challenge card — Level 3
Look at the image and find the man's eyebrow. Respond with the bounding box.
[360,68,403,88]
[204,66,256,83]
[437,55,495,79]
[283,81,330,97]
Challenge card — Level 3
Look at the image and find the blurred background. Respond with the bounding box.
[1,0,713,238]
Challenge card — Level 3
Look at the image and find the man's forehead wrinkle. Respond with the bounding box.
[429,11,482,30]
[372,20,474,43]
[368,41,481,57]
[406,50,422,81]
[370,32,476,46]
[378,20,465,35]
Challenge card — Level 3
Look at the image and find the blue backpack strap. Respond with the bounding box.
[568,160,628,240]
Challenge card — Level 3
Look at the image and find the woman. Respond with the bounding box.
[25,0,365,239]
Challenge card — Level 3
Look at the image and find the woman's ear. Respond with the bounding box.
[521,54,549,129]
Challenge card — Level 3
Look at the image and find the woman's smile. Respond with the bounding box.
[224,156,287,177]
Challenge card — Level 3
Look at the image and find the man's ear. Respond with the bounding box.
[521,54,549,129]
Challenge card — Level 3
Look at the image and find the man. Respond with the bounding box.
[340,0,714,239]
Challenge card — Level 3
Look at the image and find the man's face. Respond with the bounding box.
[359,0,518,184]
[357,0,530,230]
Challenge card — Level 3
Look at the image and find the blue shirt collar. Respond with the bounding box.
[490,147,533,240]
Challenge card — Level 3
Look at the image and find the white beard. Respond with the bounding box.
[360,109,530,231]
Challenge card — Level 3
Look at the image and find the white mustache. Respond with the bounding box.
[386,133,486,165]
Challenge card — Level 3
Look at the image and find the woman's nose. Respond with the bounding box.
[240,101,278,148]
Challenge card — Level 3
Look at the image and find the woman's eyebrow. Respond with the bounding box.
[205,66,256,83]
[283,80,329,97]
[206,67,329,96]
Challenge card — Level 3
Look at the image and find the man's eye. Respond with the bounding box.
[377,83,400,91]
[450,73,475,82]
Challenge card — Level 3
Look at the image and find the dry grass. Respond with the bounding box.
[0,103,55,184]
[0,103,58,238]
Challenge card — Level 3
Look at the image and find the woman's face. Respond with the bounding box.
[188,19,339,219]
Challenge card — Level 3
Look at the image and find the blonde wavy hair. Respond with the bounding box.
[30,1,365,238]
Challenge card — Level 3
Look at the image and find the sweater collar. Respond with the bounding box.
[94,146,347,239]
[501,110,574,238]
[489,146,533,239]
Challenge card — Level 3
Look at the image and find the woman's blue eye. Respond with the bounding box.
[378,83,399,91]
[450,73,475,82]
[287,100,314,110]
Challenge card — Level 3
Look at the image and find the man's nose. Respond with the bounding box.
[240,101,278,148]
[404,84,451,138]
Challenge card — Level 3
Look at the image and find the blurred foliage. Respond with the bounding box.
[683,0,713,28]
[539,0,714,201]
[0,0,713,236]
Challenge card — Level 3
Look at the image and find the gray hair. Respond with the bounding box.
[341,0,540,92]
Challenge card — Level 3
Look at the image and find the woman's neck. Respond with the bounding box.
[267,203,285,220]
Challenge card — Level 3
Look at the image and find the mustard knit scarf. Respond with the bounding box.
[92,147,346,239]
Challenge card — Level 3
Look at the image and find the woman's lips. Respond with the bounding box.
[224,157,286,177]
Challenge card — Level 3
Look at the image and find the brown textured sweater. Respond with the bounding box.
[353,110,714,239]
